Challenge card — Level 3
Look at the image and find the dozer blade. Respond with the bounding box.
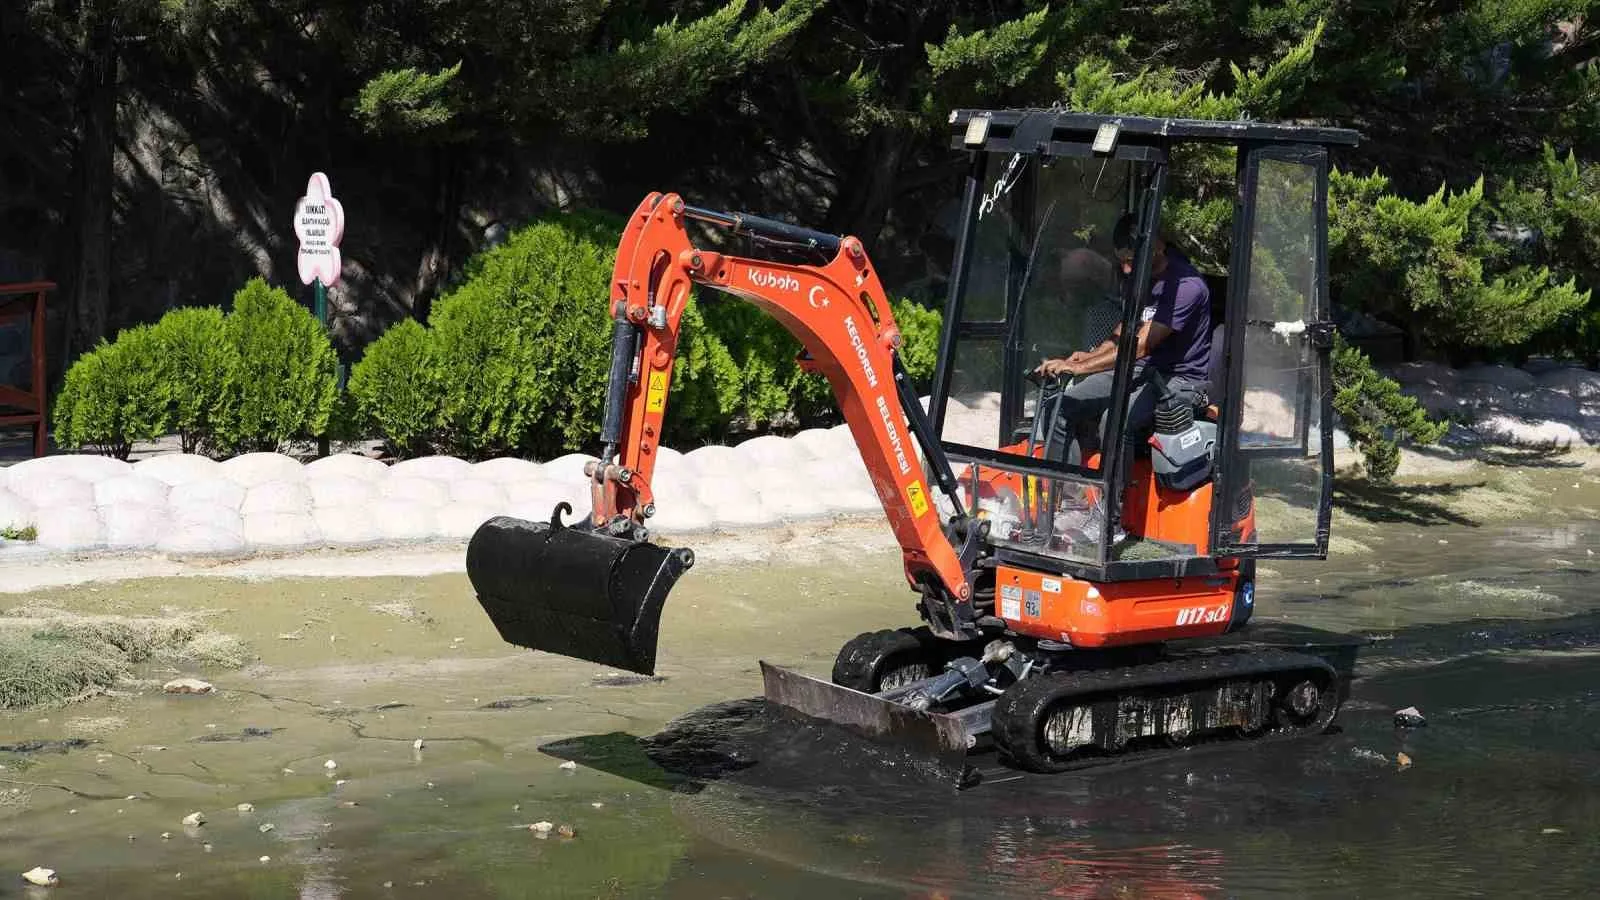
[467,514,694,676]
[759,661,970,785]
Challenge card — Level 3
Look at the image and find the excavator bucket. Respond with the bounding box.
[467,513,694,675]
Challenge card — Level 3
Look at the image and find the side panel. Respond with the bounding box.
[995,564,1240,647]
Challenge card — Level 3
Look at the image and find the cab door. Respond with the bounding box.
[1212,144,1335,558]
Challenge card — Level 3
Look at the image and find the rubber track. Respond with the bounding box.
[990,648,1340,774]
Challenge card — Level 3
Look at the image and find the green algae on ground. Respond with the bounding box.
[0,606,250,708]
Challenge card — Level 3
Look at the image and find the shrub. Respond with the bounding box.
[51,325,170,459]
[216,278,339,453]
[1332,336,1448,484]
[347,318,440,457]
[148,306,232,454]
[660,296,743,445]
[431,217,614,458]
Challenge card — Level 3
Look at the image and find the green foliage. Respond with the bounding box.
[1,526,36,541]
[1333,337,1448,484]
[217,278,339,453]
[51,325,171,460]
[347,318,440,458]
[148,306,231,454]
[430,218,613,458]
[354,63,461,136]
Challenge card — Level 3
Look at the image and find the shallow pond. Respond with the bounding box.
[3,510,1600,898]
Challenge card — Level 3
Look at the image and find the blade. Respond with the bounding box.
[759,661,970,785]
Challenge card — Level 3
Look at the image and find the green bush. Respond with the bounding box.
[216,278,339,453]
[347,318,440,457]
[1332,337,1448,484]
[51,325,170,459]
[148,306,231,454]
[430,217,613,458]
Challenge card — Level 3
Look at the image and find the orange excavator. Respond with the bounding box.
[468,110,1360,782]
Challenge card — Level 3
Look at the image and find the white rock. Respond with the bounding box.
[755,481,830,521]
[181,811,205,827]
[308,475,376,508]
[157,515,247,557]
[448,479,505,507]
[243,512,323,551]
[1536,366,1600,402]
[20,866,58,887]
[465,457,544,483]
[236,803,254,812]
[164,678,214,695]
[434,504,500,540]
[735,434,808,468]
[324,760,337,770]
[312,506,385,546]
[365,499,438,541]
[1512,388,1579,422]
[32,506,105,551]
[102,503,166,550]
[1460,363,1536,392]
[0,489,35,531]
[9,475,93,508]
[1476,415,1583,449]
[304,453,388,481]
[133,454,221,486]
[649,497,717,534]
[168,479,245,510]
[682,444,738,475]
[168,501,245,531]
[242,480,314,516]
[259,856,271,864]
[220,453,305,488]
[559,760,577,770]
[790,427,854,460]
[504,479,561,507]
[540,453,599,484]
[529,821,554,833]
[390,455,472,480]
[380,477,450,507]
[93,474,169,508]
[6,454,130,488]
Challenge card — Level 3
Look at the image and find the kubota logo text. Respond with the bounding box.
[748,269,800,292]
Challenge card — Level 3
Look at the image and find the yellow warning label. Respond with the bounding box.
[646,371,668,413]
[906,480,930,518]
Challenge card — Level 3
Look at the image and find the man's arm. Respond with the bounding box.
[1037,321,1173,377]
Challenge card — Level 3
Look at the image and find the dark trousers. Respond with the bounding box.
[1046,367,1207,466]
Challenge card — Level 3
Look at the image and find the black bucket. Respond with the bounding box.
[466,513,694,675]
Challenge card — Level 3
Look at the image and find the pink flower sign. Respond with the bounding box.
[294,172,345,286]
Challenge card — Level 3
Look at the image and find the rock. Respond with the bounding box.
[735,434,809,468]
[259,856,271,864]
[168,479,246,510]
[558,760,577,771]
[789,426,853,460]
[305,453,389,481]
[0,489,36,532]
[557,824,576,838]
[529,821,554,834]
[133,453,221,486]
[161,832,171,840]
[33,506,106,551]
[324,759,338,770]
[1396,751,1413,769]
[258,823,275,833]
[163,678,214,695]
[466,457,545,482]
[308,474,377,508]
[21,866,58,887]
[389,455,472,480]
[242,511,323,551]
[219,452,306,488]
[448,479,506,507]
[682,444,738,476]
[648,497,717,534]
[313,506,385,545]
[6,454,130,488]
[540,452,599,485]
[1460,363,1537,391]
[1476,415,1582,449]
[236,803,254,812]
[433,503,500,540]
[1511,388,1580,422]
[412,739,424,750]
[10,475,94,509]
[93,474,169,508]
[101,503,166,550]
[242,480,314,516]
[156,514,247,557]
[380,477,451,507]
[181,811,205,827]
[1393,706,1427,728]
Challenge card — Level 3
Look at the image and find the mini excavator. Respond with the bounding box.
[468,110,1359,781]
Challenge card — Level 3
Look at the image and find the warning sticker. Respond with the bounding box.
[906,480,930,517]
[646,371,668,413]
[1000,585,1022,620]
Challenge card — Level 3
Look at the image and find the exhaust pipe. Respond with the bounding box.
[467,506,694,675]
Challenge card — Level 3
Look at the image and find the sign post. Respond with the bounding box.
[294,172,346,455]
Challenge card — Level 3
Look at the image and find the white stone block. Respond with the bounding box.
[134,453,222,486]
[756,482,829,521]
[94,474,170,508]
[1460,363,1536,392]
[1476,415,1583,449]
[435,504,500,540]
[33,505,106,551]
[314,506,384,545]
[1536,366,1600,402]
[735,434,808,468]
[6,454,130,488]
[390,455,472,480]
[103,502,167,550]
[242,480,314,516]
[169,502,245,534]
[1511,388,1580,422]
[221,452,306,487]
[649,498,717,534]
[243,511,324,550]
[540,452,598,484]
[683,444,738,475]
[309,475,376,508]
[466,457,545,483]
[366,500,439,541]
[305,453,389,481]
[380,477,450,507]
[449,479,506,507]
[790,427,854,460]
[169,478,245,510]
[9,474,94,508]
[0,489,35,531]
[158,521,247,557]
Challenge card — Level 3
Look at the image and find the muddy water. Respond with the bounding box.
[3,511,1600,898]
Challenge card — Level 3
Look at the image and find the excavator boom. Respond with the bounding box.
[468,193,978,675]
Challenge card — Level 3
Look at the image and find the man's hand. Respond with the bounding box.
[1036,352,1089,378]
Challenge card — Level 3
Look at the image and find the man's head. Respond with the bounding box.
[1111,213,1167,275]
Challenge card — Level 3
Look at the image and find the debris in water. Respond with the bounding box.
[591,801,603,809]
[181,812,205,827]
[1394,706,1427,728]
[529,821,554,834]
[557,824,576,838]
[339,800,359,808]
[1397,752,1413,769]
[335,779,347,787]
[259,856,270,864]
[259,823,275,833]
[559,760,577,771]
[236,803,254,813]
[67,809,76,815]
[1543,827,1565,835]
[1351,748,1388,765]
[412,739,424,750]
[592,673,667,687]
[512,804,521,812]
[201,843,212,853]
[282,768,295,775]
[323,759,338,770]
[160,833,171,841]
[163,678,214,695]
[21,866,58,887]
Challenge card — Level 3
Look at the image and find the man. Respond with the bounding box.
[1035,214,1211,464]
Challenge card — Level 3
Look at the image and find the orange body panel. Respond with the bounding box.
[993,564,1240,647]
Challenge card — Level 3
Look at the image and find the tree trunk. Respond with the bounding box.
[63,0,118,362]
[413,145,459,322]
[823,127,907,244]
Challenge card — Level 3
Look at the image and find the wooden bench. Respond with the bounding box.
[0,281,54,458]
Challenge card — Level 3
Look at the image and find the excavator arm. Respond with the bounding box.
[466,193,985,675]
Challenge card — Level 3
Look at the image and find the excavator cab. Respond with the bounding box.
[933,110,1347,579]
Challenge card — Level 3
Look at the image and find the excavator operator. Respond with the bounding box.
[1035,214,1212,465]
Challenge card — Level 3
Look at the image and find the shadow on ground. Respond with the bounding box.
[1334,477,1483,527]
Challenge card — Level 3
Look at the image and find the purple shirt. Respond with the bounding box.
[1140,251,1211,381]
